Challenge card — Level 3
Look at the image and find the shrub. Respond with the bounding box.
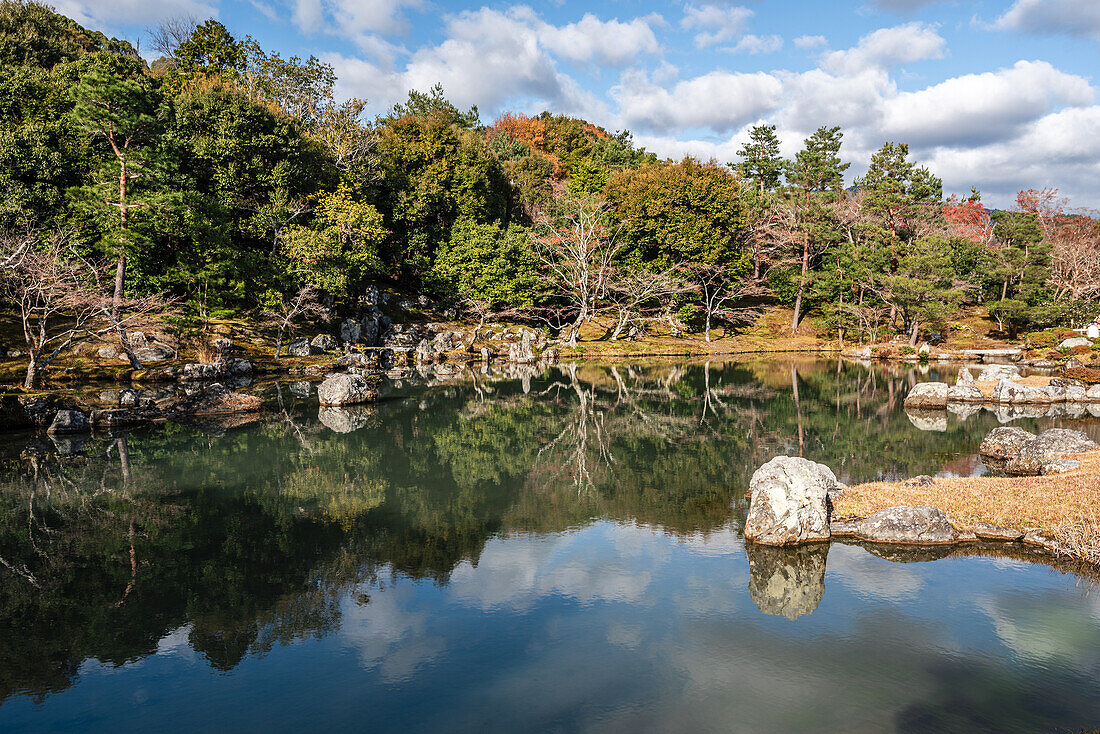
[1063,366,1100,384]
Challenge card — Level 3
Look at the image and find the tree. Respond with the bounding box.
[784,127,851,330]
[261,286,325,358]
[173,19,243,81]
[148,15,197,59]
[604,267,693,340]
[531,199,623,346]
[390,83,479,128]
[733,124,785,196]
[430,218,539,311]
[856,142,941,234]
[682,261,765,342]
[0,229,164,387]
[67,52,160,365]
[881,236,967,345]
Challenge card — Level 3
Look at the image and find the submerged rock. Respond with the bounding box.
[853,506,958,545]
[743,456,835,546]
[317,373,379,406]
[974,523,1025,542]
[1005,428,1099,476]
[47,409,90,434]
[979,426,1036,461]
[905,409,947,432]
[903,382,948,409]
[746,543,828,620]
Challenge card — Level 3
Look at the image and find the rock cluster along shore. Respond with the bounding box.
[978,426,1098,476]
[741,451,1082,557]
[904,365,1100,410]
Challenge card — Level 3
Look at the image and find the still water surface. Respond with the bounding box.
[1,360,1098,733]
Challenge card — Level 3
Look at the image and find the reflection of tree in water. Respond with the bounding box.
[0,359,1078,701]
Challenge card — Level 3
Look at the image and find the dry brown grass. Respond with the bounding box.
[834,450,1100,537]
[1053,516,1100,565]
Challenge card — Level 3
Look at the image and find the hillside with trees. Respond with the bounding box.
[2,1,1099,383]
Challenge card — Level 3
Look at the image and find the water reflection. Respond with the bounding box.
[1,359,1099,731]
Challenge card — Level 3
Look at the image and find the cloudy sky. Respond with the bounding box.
[57,0,1100,208]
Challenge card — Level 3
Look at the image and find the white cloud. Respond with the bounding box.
[680,4,753,48]
[538,13,662,66]
[794,34,827,50]
[612,69,784,134]
[880,60,1094,147]
[871,0,944,10]
[995,0,1100,41]
[821,22,946,75]
[54,0,216,27]
[726,34,784,55]
[291,0,422,41]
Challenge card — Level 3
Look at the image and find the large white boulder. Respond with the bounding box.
[903,382,949,409]
[317,374,379,406]
[744,456,836,546]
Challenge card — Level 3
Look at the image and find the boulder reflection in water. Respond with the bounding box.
[746,542,828,620]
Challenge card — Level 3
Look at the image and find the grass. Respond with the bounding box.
[834,450,1100,564]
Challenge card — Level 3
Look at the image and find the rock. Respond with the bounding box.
[169,383,263,416]
[129,332,149,348]
[508,330,537,364]
[212,337,233,352]
[1087,385,1100,401]
[98,346,118,359]
[1022,529,1059,551]
[918,342,930,355]
[339,318,362,344]
[991,379,1052,404]
[47,409,90,434]
[311,334,337,351]
[1005,428,1100,475]
[119,388,139,407]
[854,346,872,359]
[903,382,948,409]
[746,543,828,620]
[1050,376,1086,388]
[1030,359,1062,369]
[90,408,154,427]
[978,364,1020,381]
[287,338,315,357]
[947,384,984,402]
[743,456,836,546]
[317,405,377,433]
[956,367,975,386]
[905,409,947,432]
[338,352,378,369]
[360,317,380,347]
[363,284,381,306]
[1064,385,1088,403]
[829,521,859,536]
[979,426,1036,460]
[974,523,1024,541]
[904,475,934,487]
[415,339,436,364]
[288,381,312,398]
[126,346,171,363]
[317,373,379,406]
[1040,458,1081,475]
[1045,384,1067,402]
[1059,336,1092,349]
[853,506,958,545]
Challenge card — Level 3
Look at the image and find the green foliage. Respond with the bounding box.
[788,126,849,195]
[733,124,785,194]
[607,157,744,268]
[390,83,479,128]
[0,0,133,68]
[429,218,539,310]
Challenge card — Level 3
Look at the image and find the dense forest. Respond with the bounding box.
[2,0,1100,365]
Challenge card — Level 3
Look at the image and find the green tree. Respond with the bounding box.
[429,218,539,313]
[733,124,785,195]
[66,51,160,363]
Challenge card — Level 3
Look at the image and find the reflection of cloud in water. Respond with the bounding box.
[339,580,446,683]
[448,524,660,611]
[826,543,925,601]
[155,624,198,661]
[977,591,1100,668]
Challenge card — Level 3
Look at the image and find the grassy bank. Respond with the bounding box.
[833,451,1100,565]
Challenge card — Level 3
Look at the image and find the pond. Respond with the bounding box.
[1,359,1098,733]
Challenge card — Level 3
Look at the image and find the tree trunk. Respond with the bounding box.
[705,310,712,342]
[791,238,809,331]
[112,254,126,321]
[909,317,920,346]
[23,355,37,390]
[1001,278,1009,300]
[275,324,286,358]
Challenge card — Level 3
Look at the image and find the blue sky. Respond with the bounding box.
[58,0,1100,208]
